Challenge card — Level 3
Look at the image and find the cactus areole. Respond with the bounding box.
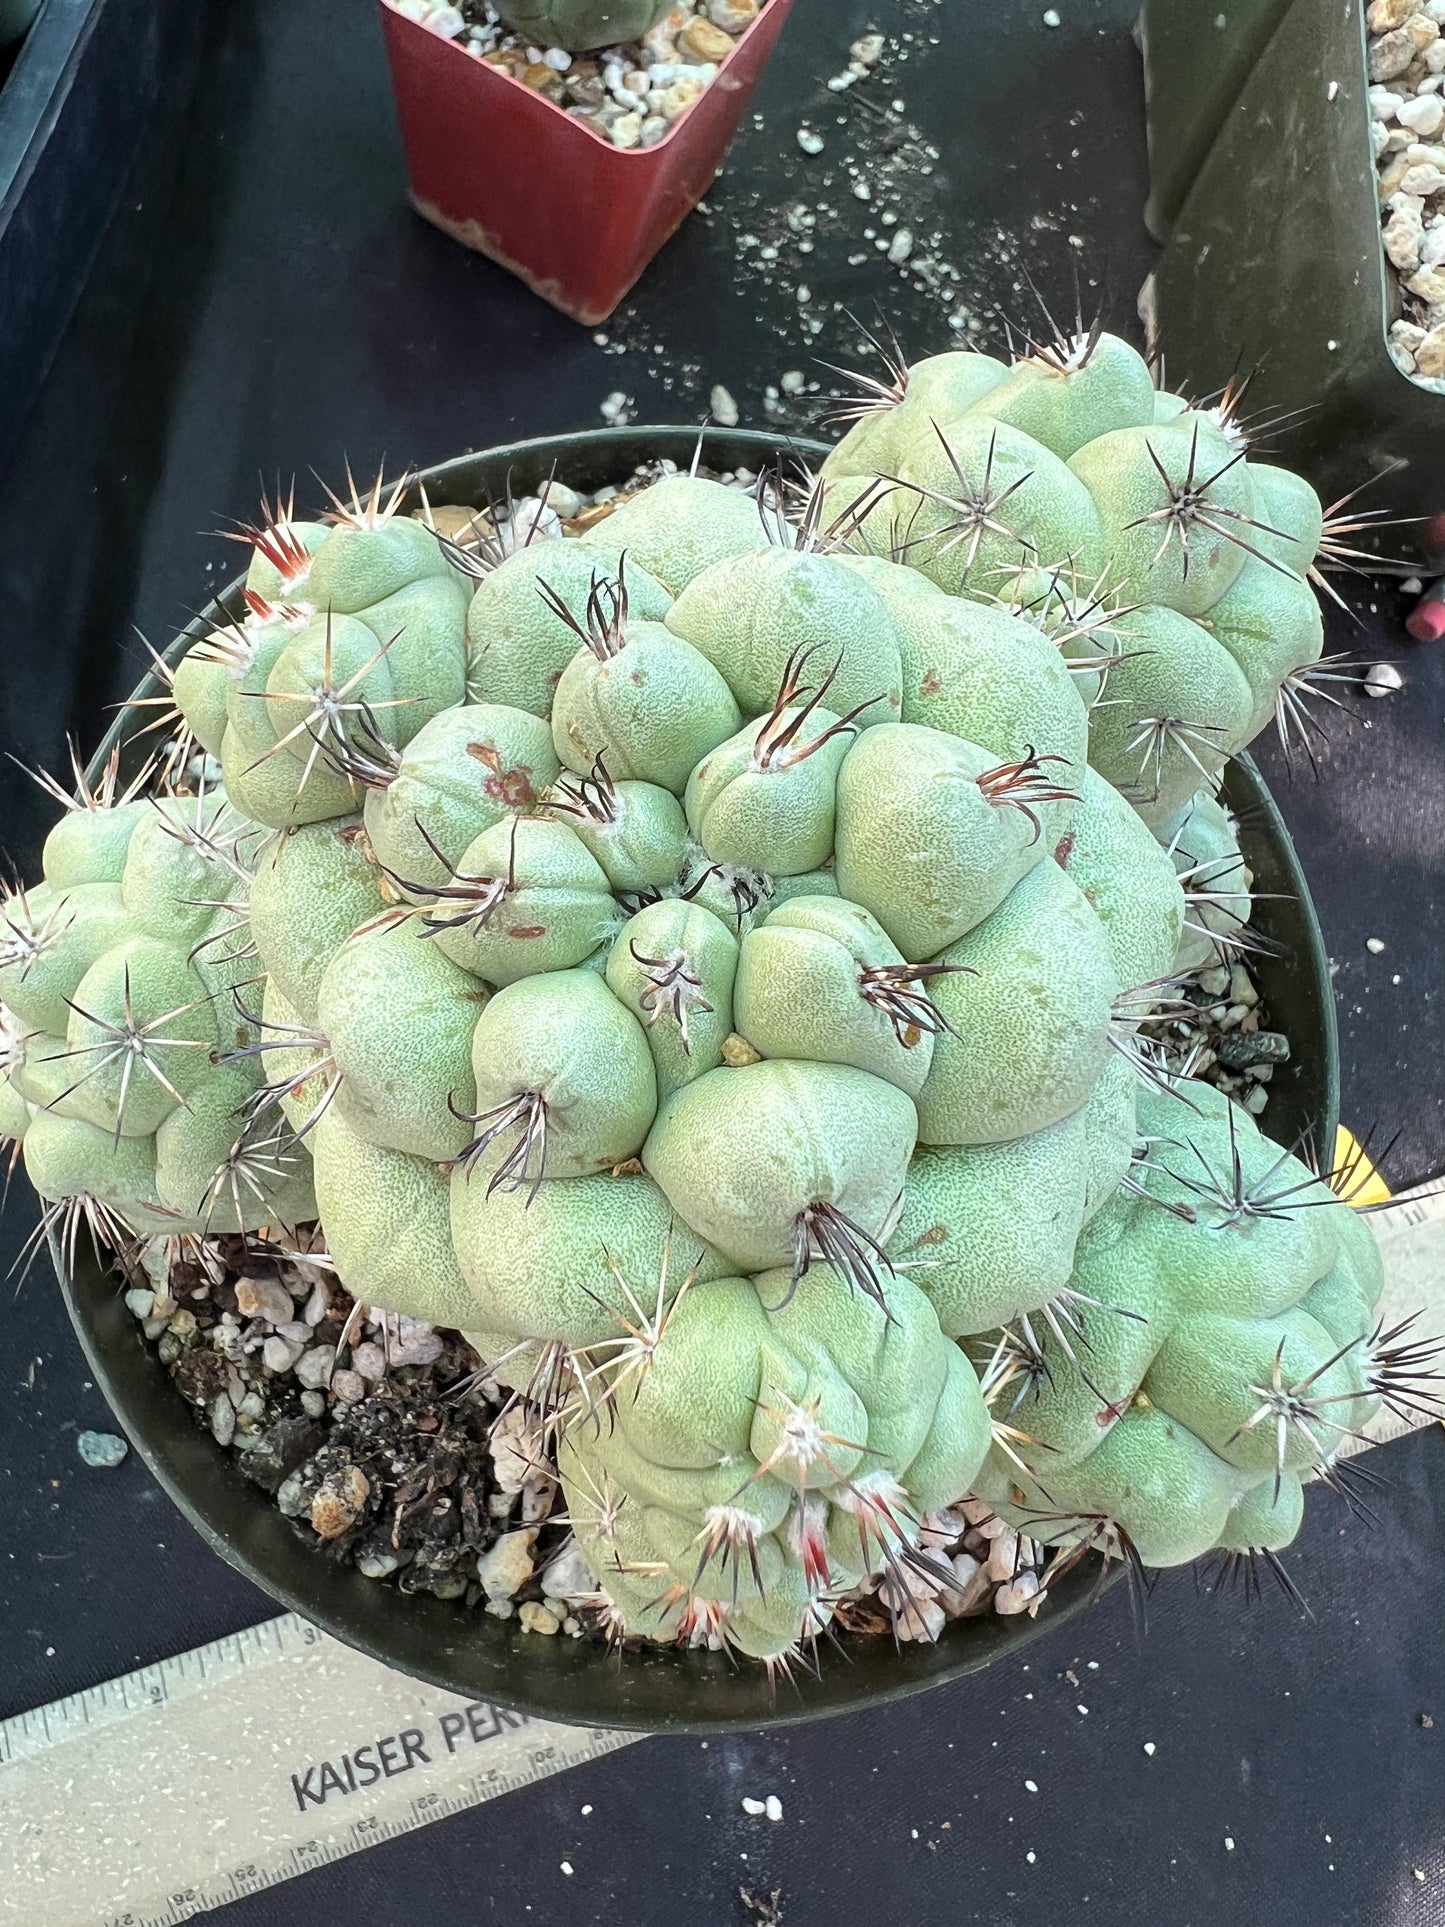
[8,346,1437,1691]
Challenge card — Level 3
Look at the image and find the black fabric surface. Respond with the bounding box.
[1,2,1443,1921]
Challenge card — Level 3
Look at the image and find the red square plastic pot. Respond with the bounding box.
[378,0,796,324]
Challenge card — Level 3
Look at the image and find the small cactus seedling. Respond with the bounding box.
[491,0,675,54]
[5,362,1434,1676]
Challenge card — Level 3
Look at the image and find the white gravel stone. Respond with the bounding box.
[235,1276,295,1324]
[995,1571,1042,1615]
[294,1344,337,1390]
[477,1527,540,1600]
[986,1527,1021,1581]
[796,126,825,155]
[350,1340,387,1381]
[208,1392,236,1448]
[1365,660,1404,694]
[1401,91,1445,133]
[894,1596,948,1641]
[541,1541,594,1600]
[710,383,740,426]
[331,1368,367,1403]
[262,1334,301,1374]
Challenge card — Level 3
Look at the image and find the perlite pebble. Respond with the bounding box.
[1364,661,1404,695]
[541,1540,594,1599]
[76,1430,128,1468]
[294,1344,336,1390]
[995,1572,1041,1614]
[234,1276,296,1324]
[518,1600,562,1635]
[477,1527,539,1600]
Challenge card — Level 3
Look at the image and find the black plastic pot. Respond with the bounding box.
[1136,0,1295,241]
[0,0,203,471]
[56,427,1340,1733]
[1142,0,1445,567]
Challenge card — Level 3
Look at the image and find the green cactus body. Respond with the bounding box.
[119,796,254,945]
[1068,415,1256,618]
[732,894,940,1099]
[466,540,672,716]
[248,818,383,1023]
[492,0,674,53]
[551,620,741,793]
[304,514,454,616]
[915,858,1118,1146]
[685,705,853,877]
[847,560,1090,811]
[605,900,738,1098]
[643,1058,917,1274]
[41,800,148,889]
[578,476,767,594]
[7,422,1421,1671]
[220,721,357,830]
[1083,606,1253,828]
[348,572,468,725]
[1197,556,1324,743]
[819,349,1009,482]
[0,880,134,1036]
[319,916,482,1161]
[553,768,688,895]
[1247,463,1325,574]
[362,702,559,896]
[9,1026,95,1117]
[665,548,903,729]
[154,1057,316,1233]
[890,414,1109,594]
[312,1106,477,1325]
[973,1082,1383,1569]
[175,618,278,763]
[1055,767,1186,991]
[23,1107,173,1235]
[557,1261,992,1660]
[834,723,1058,960]
[261,976,334,1139]
[464,968,656,1179]
[243,517,329,603]
[62,936,218,1139]
[961,334,1157,461]
[452,1155,730,1352]
[890,1104,1094,1337]
[264,611,405,766]
[426,815,620,986]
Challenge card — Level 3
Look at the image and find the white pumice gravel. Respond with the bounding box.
[384,0,765,148]
[1364,660,1404,694]
[1369,8,1445,385]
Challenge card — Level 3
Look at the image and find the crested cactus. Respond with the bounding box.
[2,349,1434,1676]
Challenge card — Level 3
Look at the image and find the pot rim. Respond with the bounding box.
[57,424,1339,1732]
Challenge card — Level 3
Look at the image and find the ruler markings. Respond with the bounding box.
[5,1184,1442,1925]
